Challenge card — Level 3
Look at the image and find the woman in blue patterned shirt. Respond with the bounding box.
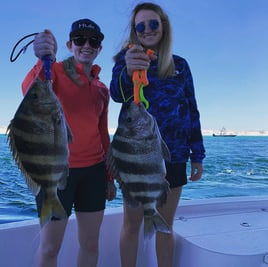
[109,3,205,267]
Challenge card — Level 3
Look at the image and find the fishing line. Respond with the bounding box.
[10,33,38,62]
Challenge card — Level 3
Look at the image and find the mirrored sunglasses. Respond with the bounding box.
[135,19,160,33]
[71,36,101,48]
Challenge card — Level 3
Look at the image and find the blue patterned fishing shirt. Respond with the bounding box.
[109,49,205,164]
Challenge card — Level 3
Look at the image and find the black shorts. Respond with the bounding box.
[36,161,107,218]
[165,162,187,188]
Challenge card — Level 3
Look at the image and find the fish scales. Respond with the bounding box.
[106,102,171,239]
[11,138,68,156]
[10,115,52,134]
[111,137,165,176]
[111,136,158,155]
[7,79,73,227]
[123,182,166,192]
[21,161,69,176]
[109,157,164,175]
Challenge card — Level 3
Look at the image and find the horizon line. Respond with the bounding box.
[1,126,268,136]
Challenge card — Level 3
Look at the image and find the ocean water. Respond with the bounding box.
[0,134,267,224]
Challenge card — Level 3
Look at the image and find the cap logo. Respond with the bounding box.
[78,23,95,30]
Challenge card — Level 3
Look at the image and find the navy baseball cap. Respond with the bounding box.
[69,18,104,41]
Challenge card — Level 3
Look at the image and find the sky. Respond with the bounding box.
[1,0,267,132]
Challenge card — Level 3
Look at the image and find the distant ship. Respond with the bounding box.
[212,127,237,137]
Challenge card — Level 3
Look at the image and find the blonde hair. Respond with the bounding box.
[114,2,175,78]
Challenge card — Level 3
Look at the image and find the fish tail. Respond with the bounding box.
[40,197,67,227]
[144,211,171,240]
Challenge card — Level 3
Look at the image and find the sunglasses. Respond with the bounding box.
[71,36,101,48]
[135,19,160,33]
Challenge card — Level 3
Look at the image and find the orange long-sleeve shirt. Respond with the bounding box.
[22,60,112,181]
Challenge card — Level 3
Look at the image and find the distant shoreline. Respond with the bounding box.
[202,129,268,137]
[108,127,268,136]
[1,126,268,136]
[0,126,7,134]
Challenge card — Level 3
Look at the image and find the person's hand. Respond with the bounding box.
[125,44,157,76]
[33,29,57,61]
[106,181,117,201]
[189,162,203,181]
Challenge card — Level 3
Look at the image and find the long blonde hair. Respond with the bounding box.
[114,2,175,78]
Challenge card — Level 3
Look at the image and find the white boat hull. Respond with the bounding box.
[1,196,268,267]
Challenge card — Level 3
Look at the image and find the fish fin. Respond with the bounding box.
[161,139,171,162]
[152,118,171,161]
[106,147,120,178]
[6,124,41,195]
[25,174,41,196]
[57,171,68,190]
[157,180,170,207]
[40,196,67,227]
[66,123,73,144]
[55,104,73,144]
[144,211,171,240]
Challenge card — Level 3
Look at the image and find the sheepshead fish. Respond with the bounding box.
[7,79,73,227]
[106,102,171,239]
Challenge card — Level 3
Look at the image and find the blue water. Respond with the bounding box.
[0,134,267,224]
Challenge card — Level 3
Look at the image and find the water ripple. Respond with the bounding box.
[1,134,268,223]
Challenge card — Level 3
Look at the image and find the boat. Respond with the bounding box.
[213,127,237,137]
[1,196,268,267]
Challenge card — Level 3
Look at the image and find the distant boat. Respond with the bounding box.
[213,127,237,137]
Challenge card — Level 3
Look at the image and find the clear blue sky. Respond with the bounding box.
[1,0,267,131]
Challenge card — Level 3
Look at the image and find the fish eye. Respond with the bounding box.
[31,93,38,99]
[126,117,132,123]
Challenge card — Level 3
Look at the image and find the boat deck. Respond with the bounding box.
[1,196,268,267]
[173,197,268,266]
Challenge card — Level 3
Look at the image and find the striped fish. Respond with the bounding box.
[106,102,171,239]
[7,79,73,227]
